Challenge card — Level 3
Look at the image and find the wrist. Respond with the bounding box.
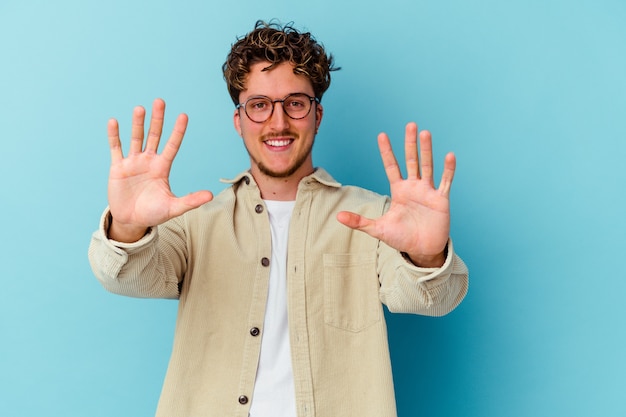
[107,214,149,243]
[403,246,448,268]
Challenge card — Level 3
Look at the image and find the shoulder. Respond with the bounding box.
[311,168,387,202]
[336,184,385,200]
[338,184,389,211]
[310,183,389,218]
[179,184,238,224]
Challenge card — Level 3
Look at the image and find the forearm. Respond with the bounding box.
[88,208,185,299]
[379,239,469,316]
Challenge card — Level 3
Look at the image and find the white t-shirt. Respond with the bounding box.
[249,200,296,417]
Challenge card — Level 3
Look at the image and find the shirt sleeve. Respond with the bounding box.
[377,238,469,316]
[87,207,185,299]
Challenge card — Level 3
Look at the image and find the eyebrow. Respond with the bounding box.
[239,91,314,102]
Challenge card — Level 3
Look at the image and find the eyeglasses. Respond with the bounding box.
[236,93,319,123]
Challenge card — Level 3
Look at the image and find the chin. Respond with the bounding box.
[257,154,312,179]
[258,164,299,178]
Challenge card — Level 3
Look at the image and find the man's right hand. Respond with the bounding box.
[107,98,213,243]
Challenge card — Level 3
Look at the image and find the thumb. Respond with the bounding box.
[170,190,214,218]
[336,211,378,236]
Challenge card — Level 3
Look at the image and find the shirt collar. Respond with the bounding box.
[220,168,342,189]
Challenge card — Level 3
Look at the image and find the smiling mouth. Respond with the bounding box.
[264,138,294,147]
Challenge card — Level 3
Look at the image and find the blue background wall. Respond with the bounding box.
[1,0,625,416]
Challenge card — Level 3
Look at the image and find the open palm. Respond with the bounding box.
[337,122,455,267]
[107,99,213,242]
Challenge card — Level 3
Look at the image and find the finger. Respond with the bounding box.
[145,98,166,153]
[170,190,214,217]
[438,152,456,197]
[419,129,434,187]
[161,113,189,164]
[129,105,146,154]
[336,211,378,236]
[404,122,419,179]
[107,118,124,164]
[378,132,403,183]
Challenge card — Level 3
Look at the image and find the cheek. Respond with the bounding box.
[239,120,263,139]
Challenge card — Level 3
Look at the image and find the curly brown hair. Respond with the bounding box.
[222,20,340,105]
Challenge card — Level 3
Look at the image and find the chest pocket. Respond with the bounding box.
[323,252,381,332]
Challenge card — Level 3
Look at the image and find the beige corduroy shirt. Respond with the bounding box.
[88,168,469,417]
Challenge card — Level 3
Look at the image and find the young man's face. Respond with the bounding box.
[234,61,323,180]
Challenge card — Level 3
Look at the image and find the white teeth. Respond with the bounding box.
[265,139,291,147]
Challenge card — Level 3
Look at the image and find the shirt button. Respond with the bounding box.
[255,204,264,214]
[261,257,270,267]
[244,176,250,185]
[238,395,249,405]
[250,327,260,336]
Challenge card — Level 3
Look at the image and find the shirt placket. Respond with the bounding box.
[287,182,316,417]
[234,178,272,416]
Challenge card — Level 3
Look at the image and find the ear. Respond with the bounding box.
[233,108,243,137]
[315,103,323,133]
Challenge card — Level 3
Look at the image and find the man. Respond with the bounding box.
[88,21,468,417]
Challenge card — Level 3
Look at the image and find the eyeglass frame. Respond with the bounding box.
[236,92,320,123]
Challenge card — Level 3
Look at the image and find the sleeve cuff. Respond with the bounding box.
[98,207,157,254]
[398,239,456,284]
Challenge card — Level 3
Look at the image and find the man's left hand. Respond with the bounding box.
[337,122,456,268]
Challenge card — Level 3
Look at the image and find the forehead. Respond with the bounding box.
[241,61,314,100]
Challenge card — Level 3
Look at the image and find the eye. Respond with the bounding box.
[285,97,306,108]
[247,98,270,112]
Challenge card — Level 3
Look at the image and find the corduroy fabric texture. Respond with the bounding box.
[88,168,468,417]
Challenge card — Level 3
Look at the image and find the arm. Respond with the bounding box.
[377,236,468,316]
[88,209,187,299]
[338,122,468,314]
[88,98,213,297]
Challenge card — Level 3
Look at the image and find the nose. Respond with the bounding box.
[268,101,290,131]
